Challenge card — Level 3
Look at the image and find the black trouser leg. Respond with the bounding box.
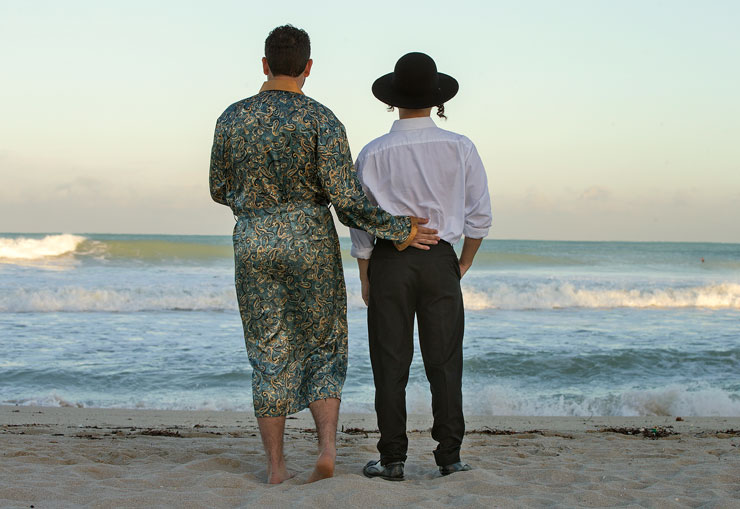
[368,244,416,465]
[367,240,465,466]
[416,252,465,466]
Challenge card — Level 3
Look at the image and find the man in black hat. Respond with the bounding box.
[350,52,492,480]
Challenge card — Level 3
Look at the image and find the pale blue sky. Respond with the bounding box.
[1,0,738,241]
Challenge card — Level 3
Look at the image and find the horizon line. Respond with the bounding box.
[2,232,739,245]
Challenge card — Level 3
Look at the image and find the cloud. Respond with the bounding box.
[55,176,104,194]
[670,188,699,207]
[579,186,612,201]
[519,187,557,210]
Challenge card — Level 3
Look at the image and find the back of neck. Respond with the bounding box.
[398,107,432,119]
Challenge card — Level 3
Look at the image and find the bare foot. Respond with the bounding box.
[266,465,294,484]
[305,451,336,483]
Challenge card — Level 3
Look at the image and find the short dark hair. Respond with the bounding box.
[264,25,311,77]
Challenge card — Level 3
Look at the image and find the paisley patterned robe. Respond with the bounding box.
[209,81,414,417]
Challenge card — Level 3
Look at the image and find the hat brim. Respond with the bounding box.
[372,72,459,109]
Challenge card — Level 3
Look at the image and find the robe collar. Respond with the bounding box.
[259,79,304,95]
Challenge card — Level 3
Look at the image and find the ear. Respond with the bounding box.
[262,57,270,76]
[303,59,313,78]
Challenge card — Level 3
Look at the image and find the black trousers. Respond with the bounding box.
[368,239,465,467]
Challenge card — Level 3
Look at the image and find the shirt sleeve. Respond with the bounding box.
[209,118,231,207]
[349,153,378,259]
[349,228,375,258]
[463,143,492,238]
[316,118,413,245]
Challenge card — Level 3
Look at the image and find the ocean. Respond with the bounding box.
[1,233,739,417]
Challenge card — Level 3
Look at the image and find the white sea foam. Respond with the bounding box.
[3,394,251,412]
[0,286,238,313]
[2,282,740,313]
[6,384,739,416]
[5,392,86,408]
[458,282,740,310]
[452,383,740,417]
[389,383,740,417]
[0,234,87,261]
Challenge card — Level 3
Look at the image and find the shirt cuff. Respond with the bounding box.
[350,245,374,259]
[463,224,490,238]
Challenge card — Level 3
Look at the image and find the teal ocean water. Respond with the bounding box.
[1,233,739,416]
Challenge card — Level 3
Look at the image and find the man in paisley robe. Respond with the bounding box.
[209,25,438,484]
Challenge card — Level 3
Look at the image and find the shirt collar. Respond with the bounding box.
[389,117,437,132]
[259,79,304,95]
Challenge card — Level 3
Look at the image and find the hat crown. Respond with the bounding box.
[371,51,458,109]
[391,52,441,97]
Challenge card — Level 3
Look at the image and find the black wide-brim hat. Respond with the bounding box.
[372,52,458,109]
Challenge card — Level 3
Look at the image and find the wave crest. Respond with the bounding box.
[0,234,87,261]
[0,286,237,313]
[7,383,739,416]
[461,383,740,417]
[460,282,740,310]
[3,281,739,313]
[352,382,740,417]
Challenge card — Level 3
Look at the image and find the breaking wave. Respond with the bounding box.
[0,234,233,265]
[0,286,238,313]
[452,383,740,417]
[6,384,739,417]
[2,282,740,313]
[0,234,88,261]
[459,282,740,310]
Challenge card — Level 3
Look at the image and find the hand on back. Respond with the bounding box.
[409,217,439,250]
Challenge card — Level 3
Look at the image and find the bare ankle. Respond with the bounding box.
[319,448,336,459]
[305,453,335,483]
[266,464,292,484]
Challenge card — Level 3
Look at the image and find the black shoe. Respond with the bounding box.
[439,461,472,476]
[363,460,405,481]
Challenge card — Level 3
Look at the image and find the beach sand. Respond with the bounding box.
[1,406,738,508]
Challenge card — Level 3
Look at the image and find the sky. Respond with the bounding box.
[1,0,738,242]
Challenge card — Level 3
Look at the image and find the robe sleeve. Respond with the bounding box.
[209,119,231,207]
[315,119,415,245]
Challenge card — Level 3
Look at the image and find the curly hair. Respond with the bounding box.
[436,104,446,120]
[264,25,310,77]
[386,104,447,120]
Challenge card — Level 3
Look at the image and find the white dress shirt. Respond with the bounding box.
[350,116,492,259]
